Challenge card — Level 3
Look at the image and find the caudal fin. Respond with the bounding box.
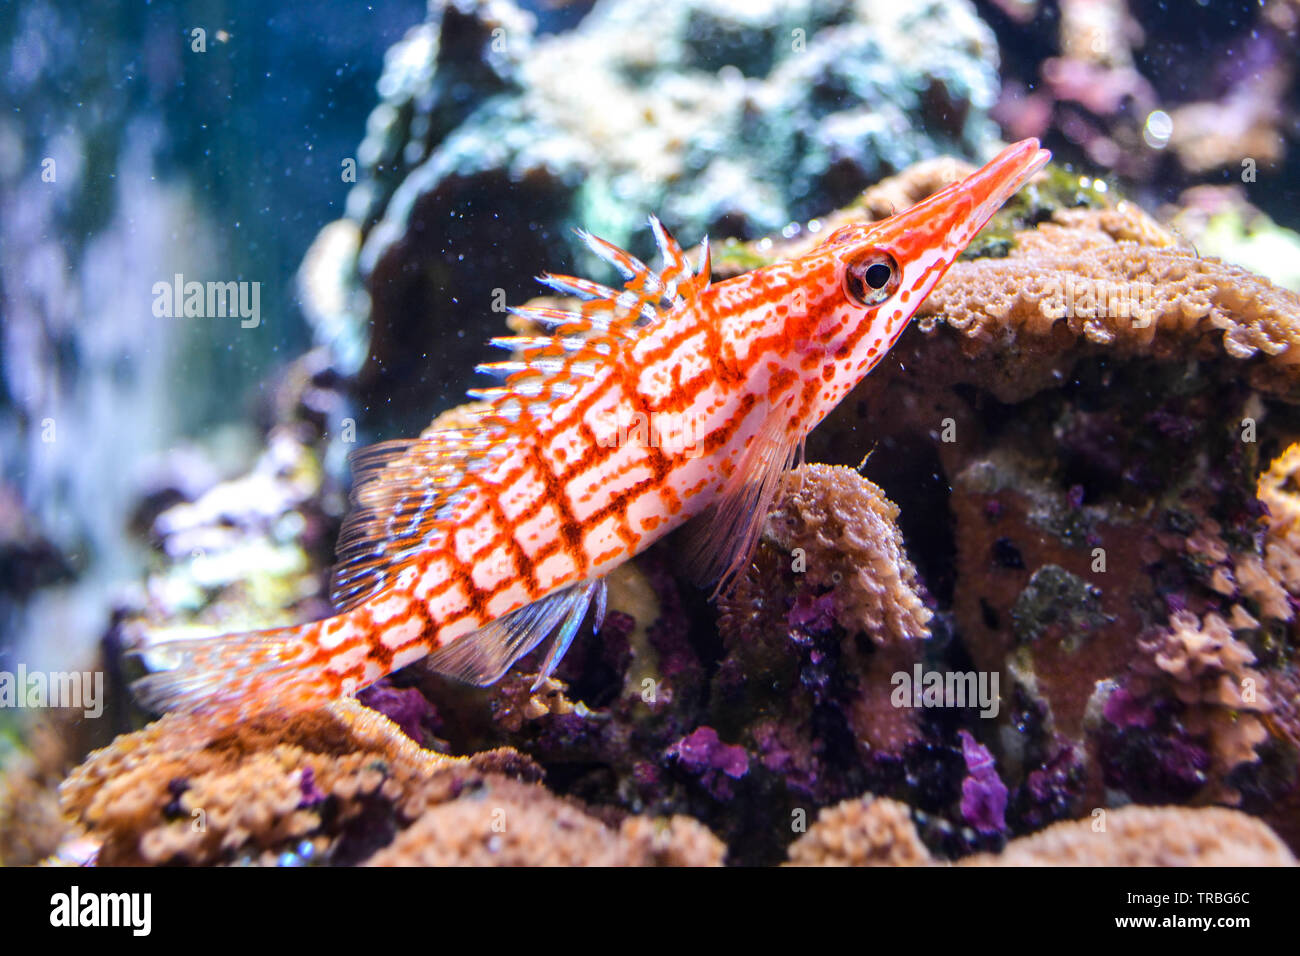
[131,621,332,719]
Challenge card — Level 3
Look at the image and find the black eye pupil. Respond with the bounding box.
[865,263,892,289]
[843,250,898,306]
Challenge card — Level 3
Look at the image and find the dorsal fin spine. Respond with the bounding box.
[328,220,706,613]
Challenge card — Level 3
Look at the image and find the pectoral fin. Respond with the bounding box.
[424,579,607,689]
[683,409,804,600]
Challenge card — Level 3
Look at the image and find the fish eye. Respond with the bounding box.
[843,250,900,307]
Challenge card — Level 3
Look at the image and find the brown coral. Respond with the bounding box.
[1257,442,1300,607]
[788,796,1295,866]
[58,697,726,866]
[786,795,932,867]
[960,805,1296,866]
[716,464,930,756]
[758,464,932,646]
[915,204,1300,401]
[367,775,724,866]
[1132,611,1271,801]
[59,699,475,865]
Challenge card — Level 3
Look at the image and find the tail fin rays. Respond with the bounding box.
[131,622,327,718]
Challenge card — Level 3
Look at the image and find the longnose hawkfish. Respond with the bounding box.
[134,138,1051,720]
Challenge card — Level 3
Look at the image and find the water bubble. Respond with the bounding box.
[1143,110,1173,149]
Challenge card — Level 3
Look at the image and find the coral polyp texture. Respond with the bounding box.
[56,699,722,867]
[915,204,1300,399]
[788,795,1296,866]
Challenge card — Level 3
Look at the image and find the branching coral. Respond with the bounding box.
[1129,611,1271,803]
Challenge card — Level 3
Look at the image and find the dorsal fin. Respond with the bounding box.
[330,426,509,611]
[329,219,710,613]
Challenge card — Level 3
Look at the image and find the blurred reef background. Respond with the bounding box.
[3,0,1300,866]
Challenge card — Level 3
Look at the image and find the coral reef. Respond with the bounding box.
[59,698,460,865]
[959,805,1297,867]
[46,147,1299,866]
[914,203,1300,400]
[788,795,1296,866]
[787,795,932,866]
[56,697,722,866]
[395,463,954,864]
[3,0,1298,873]
[367,775,723,866]
[803,181,1300,846]
[14,0,1300,867]
[682,156,1297,856]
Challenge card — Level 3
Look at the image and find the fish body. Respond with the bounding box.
[134,139,1051,719]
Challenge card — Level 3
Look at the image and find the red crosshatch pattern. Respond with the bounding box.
[132,140,1051,721]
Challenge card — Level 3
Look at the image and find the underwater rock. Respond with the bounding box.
[666,727,749,802]
[793,164,1300,846]
[335,0,1004,432]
